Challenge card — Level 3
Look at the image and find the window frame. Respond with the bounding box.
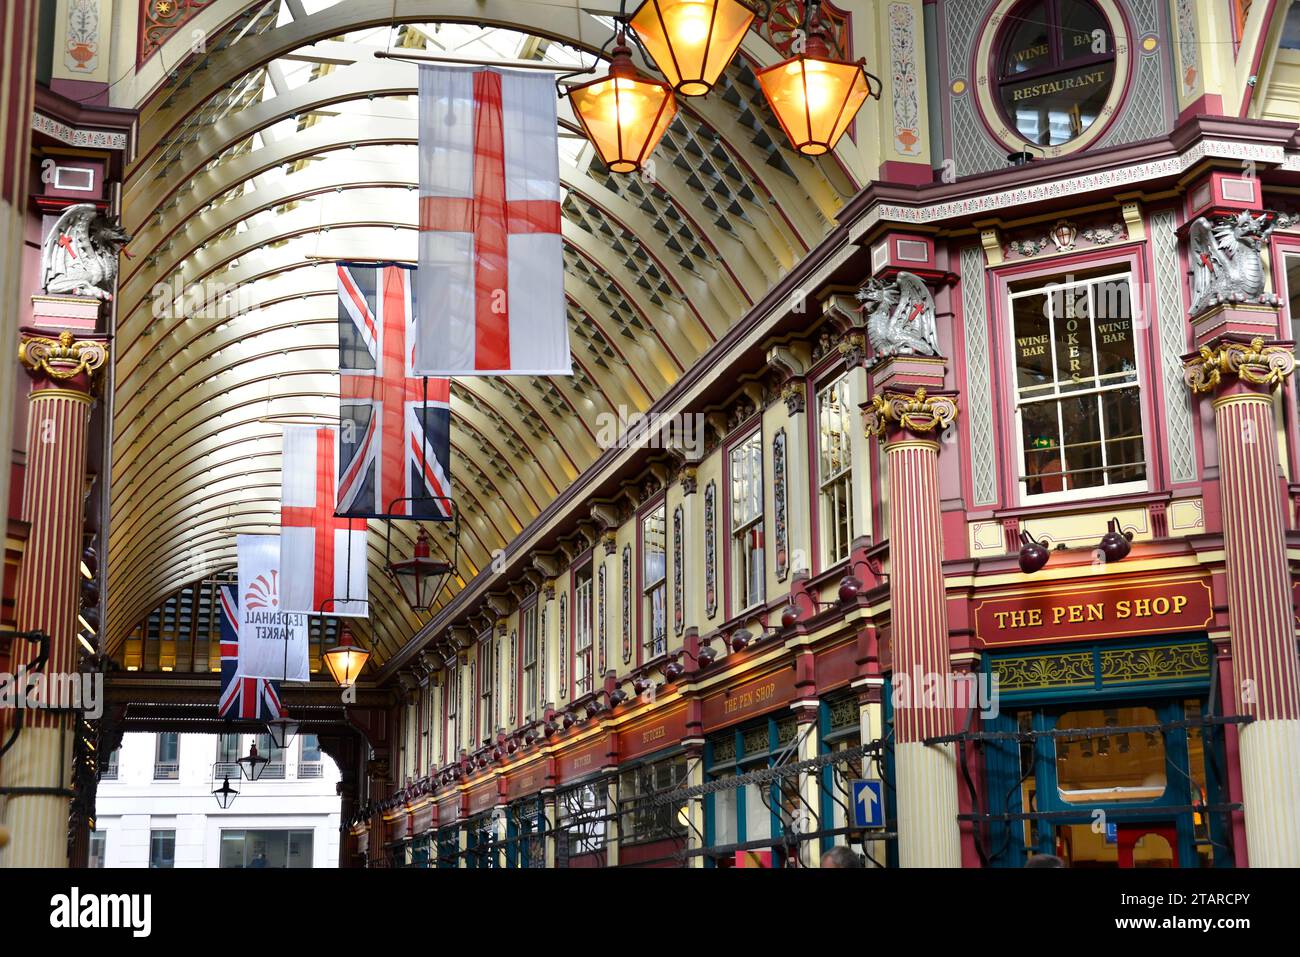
[520,598,540,722]
[724,426,766,617]
[571,559,595,698]
[812,369,856,572]
[638,496,668,663]
[992,0,1117,149]
[477,630,494,746]
[1002,264,1149,506]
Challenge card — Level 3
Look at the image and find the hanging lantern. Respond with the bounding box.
[569,35,677,174]
[265,714,300,750]
[388,528,453,612]
[757,30,874,156]
[212,776,239,809]
[323,626,370,688]
[629,0,755,96]
[237,743,269,782]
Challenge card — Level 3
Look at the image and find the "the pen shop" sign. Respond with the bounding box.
[974,574,1213,647]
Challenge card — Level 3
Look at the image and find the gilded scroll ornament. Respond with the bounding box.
[864,387,959,438]
[19,330,108,381]
[1183,337,1295,394]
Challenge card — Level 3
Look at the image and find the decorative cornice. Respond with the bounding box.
[863,387,959,439]
[1183,337,1295,394]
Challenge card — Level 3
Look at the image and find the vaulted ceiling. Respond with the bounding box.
[106,0,864,669]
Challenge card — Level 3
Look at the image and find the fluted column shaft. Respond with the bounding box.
[865,384,961,867]
[1187,336,1300,866]
[0,329,105,867]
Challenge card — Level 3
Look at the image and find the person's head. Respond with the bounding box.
[820,846,864,869]
[1025,853,1065,868]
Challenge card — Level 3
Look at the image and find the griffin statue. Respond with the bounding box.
[855,271,939,362]
[40,203,131,300]
[1188,212,1278,316]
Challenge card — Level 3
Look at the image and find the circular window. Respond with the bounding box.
[995,0,1116,147]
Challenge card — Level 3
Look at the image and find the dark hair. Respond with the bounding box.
[1025,853,1066,868]
[820,846,865,869]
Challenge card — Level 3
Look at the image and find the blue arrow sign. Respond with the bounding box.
[851,779,883,828]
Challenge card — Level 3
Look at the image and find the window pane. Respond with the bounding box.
[1101,386,1145,484]
[1001,61,1114,146]
[150,830,176,869]
[1013,292,1054,395]
[1055,707,1166,803]
[1000,1,1051,75]
[642,505,666,586]
[1060,0,1110,62]
[1053,283,1097,391]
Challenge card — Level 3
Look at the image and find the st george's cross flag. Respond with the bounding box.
[280,425,368,617]
[217,584,285,720]
[337,262,453,519]
[415,65,570,376]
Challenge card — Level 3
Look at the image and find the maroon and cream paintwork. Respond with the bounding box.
[1191,359,1300,867]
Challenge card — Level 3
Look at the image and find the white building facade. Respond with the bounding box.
[94,732,341,868]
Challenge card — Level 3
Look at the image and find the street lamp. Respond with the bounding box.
[628,0,754,96]
[323,626,370,688]
[264,714,300,750]
[388,528,454,612]
[756,3,877,156]
[212,776,239,809]
[569,33,677,174]
[237,742,269,782]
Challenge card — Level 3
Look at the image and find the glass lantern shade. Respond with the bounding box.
[389,528,452,611]
[212,776,239,809]
[264,715,300,750]
[629,0,755,96]
[757,40,870,156]
[323,628,370,688]
[238,743,269,782]
[570,41,677,174]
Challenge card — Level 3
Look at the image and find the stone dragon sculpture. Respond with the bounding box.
[855,270,939,362]
[40,203,130,300]
[1187,212,1278,316]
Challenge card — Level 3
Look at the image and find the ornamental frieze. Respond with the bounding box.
[1183,337,1296,394]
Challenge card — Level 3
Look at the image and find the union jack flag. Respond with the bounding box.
[217,585,284,720]
[337,262,453,519]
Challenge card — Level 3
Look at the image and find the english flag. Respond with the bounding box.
[337,262,453,519]
[217,585,284,720]
[280,424,368,617]
[416,65,570,376]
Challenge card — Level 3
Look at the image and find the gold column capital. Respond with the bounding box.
[863,387,959,440]
[1183,336,1295,395]
[18,329,108,391]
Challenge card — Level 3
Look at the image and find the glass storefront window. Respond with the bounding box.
[219,829,314,868]
[1054,706,1166,804]
[618,755,688,845]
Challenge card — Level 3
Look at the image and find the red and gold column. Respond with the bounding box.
[1186,336,1300,867]
[865,380,961,867]
[0,329,106,868]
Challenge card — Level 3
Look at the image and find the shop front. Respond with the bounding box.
[965,571,1237,867]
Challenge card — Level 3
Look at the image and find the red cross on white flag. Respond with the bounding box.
[280,425,368,617]
[415,65,570,376]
